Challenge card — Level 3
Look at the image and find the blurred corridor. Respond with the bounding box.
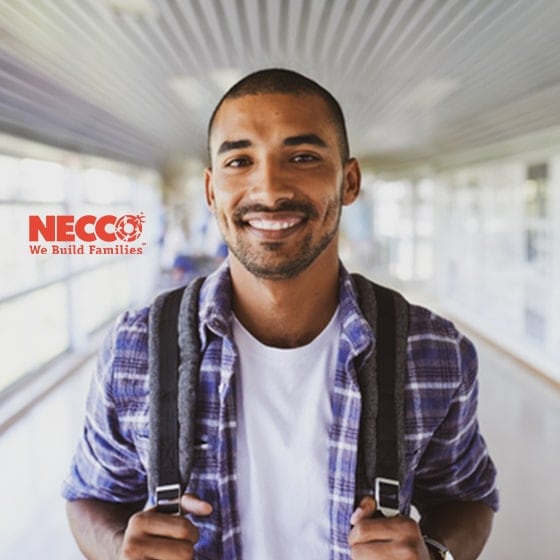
[1,1,560,557]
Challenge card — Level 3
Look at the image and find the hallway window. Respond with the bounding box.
[0,284,69,392]
[523,162,551,277]
[0,139,162,398]
[524,163,548,218]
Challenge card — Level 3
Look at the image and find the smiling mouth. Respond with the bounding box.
[237,212,308,242]
[234,201,317,239]
[246,216,304,231]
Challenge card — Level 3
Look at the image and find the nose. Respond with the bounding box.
[248,157,295,206]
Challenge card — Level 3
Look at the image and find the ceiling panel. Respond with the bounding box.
[1,0,560,172]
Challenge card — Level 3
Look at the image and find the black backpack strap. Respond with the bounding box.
[352,273,409,516]
[148,277,205,513]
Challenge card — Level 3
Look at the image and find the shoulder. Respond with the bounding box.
[406,302,478,388]
[97,305,151,405]
[104,306,150,359]
[408,302,463,343]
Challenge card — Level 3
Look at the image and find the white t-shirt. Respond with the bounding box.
[233,309,341,559]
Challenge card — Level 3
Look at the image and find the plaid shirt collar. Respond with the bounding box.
[198,259,373,356]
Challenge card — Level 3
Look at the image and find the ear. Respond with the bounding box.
[342,158,361,206]
[204,168,215,212]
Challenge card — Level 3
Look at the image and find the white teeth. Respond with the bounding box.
[248,218,300,231]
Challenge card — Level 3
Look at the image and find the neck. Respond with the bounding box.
[229,255,340,348]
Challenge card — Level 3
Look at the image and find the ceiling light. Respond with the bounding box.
[168,76,209,110]
[103,0,157,17]
[401,78,460,111]
[363,125,411,151]
[210,68,243,93]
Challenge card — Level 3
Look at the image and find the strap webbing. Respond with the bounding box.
[148,277,205,501]
[352,274,408,500]
[157,287,184,488]
[372,283,399,481]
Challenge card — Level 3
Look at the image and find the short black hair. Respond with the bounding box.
[207,68,350,166]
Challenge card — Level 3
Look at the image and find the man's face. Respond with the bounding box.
[205,93,360,280]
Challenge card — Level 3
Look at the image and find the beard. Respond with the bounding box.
[218,191,343,281]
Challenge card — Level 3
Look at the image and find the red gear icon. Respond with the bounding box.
[114,212,145,242]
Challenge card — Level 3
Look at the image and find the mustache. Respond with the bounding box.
[233,199,319,222]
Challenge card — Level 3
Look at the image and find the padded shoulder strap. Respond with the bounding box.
[148,277,205,503]
[352,274,409,503]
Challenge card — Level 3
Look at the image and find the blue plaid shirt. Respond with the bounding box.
[63,261,498,559]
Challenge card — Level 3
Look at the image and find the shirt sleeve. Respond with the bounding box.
[61,308,150,504]
[412,332,499,513]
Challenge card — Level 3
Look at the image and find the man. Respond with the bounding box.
[63,69,498,560]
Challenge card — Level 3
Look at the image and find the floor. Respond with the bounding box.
[0,325,559,559]
[0,360,90,560]
[473,333,560,558]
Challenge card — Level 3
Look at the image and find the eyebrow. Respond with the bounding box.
[283,134,328,148]
[216,133,329,156]
[217,139,252,155]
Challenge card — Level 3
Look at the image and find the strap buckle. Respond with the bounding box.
[156,483,181,515]
[375,477,400,517]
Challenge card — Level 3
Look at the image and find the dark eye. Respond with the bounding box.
[226,157,251,168]
[292,153,319,163]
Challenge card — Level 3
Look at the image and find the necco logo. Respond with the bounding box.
[28,213,146,255]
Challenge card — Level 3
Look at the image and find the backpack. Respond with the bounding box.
[147,273,409,518]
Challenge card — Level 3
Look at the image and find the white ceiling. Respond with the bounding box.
[1,0,560,172]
